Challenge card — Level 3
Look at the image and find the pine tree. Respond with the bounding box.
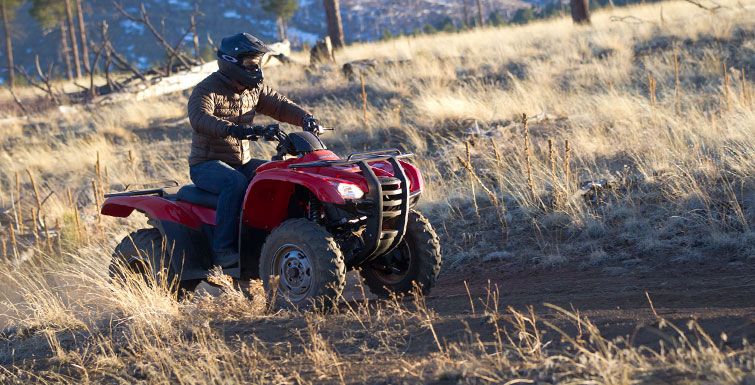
[260,0,299,41]
[64,0,81,78]
[1,0,23,89]
[75,0,89,74]
[488,11,504,27]
[512,7,534,24]
[29,0,72,80]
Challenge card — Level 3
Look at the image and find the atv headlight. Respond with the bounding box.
[333,182,365,200]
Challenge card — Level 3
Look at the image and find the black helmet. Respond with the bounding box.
[217,33,270,89]
[217,33,271,64]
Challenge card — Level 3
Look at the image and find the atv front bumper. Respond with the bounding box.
[347,157,414,265]
[290,151,419,266]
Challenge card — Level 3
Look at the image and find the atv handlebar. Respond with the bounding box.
[243,123,332,142]
[245,123,333,161]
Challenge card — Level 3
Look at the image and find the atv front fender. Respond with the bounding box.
[241,169,347,231]
[101,196,205,230]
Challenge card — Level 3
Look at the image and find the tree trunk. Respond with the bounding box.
[60,21,74,81]
[1,1,15,89]
[570,0,591,24]
[190,14,200,61]
[476,0,484,27]
[64,0,82,78]
[323,0,345,49]
[276,16,286,40]
[75,0,90,74]
[461,0,469,27]
[100,21,115,91]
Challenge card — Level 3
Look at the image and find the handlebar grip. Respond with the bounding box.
[251,125,266,136]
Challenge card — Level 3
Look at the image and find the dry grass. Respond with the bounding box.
[0,0,754,383]
[271,0,755,267]
[0,260,752,384]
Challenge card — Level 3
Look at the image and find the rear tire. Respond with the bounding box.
[109,228,199,296]
[360,210,442,297]
[260,219,346,310]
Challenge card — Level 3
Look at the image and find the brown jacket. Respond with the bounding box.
[187,71,310,166]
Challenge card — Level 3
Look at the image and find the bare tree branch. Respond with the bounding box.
[88,39,106,99]
[112,2,198,70]
[683,0,725,11]
[94,19,145,83]
[609,15,648,24]
[15,57,61,105]
[8,88,30,116]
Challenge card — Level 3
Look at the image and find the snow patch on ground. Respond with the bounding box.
[167,0,193,11]
[223,10,242,19]
[287,27,320,45]
[120,20,145,35]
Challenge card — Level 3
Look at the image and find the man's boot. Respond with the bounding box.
[214,250,239,269]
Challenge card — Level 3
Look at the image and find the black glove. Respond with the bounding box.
[228,124,258,140]
[302,115,323,134]
[260,124,281,141]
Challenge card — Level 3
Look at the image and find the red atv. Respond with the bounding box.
[101,125,441,308]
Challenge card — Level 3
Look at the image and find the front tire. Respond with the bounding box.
[259,219,346,310]
[360,210,442,297]
[109,228,199,296]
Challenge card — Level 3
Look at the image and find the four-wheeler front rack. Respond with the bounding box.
[289,149,414,169]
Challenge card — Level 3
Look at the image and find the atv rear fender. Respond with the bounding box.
[101,196,206,230]
[102,196,214,280]
[241,169,347,231]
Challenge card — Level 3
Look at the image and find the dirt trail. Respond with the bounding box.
[415,262,755,345]
[1,260,753,384]
[220,262,755,371]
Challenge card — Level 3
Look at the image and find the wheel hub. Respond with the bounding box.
[276,246,312,299]
[372,242,412,284]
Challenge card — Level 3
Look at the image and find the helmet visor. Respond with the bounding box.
[239,54,264,71]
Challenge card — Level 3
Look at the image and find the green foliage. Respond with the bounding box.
[511,7,535,24]
[415,17,457,36]
[436,16,456,32]
[201,44,216,62]
[1,0,24,31]
[488,11,505,26]
[537,0,564,19]
[589,0,604,11]
[259,0,298,21]
[1,0,25,17]
[29,0,66,29]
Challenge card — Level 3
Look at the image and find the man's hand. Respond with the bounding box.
[228,125,258,140]
[260,124,281,141]
[302,115,325,135]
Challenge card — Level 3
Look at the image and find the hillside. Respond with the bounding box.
[1,0,527,83]
[0,0,754,383]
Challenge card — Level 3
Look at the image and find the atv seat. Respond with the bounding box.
[176,184,218,209]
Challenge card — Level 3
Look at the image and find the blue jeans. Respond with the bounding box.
[189,159,266,254]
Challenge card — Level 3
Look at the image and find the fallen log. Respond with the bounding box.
[93,42,295,105]
[94,61,218,104]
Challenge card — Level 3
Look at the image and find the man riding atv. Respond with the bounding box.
[188,32,323,268]
[103,32,441,308]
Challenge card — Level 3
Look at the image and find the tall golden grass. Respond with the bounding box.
[0,0,753,382]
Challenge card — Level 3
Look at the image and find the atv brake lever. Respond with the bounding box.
[315,127,334,136]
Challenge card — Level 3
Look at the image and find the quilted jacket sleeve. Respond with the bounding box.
[188,85,234,138]
[255,85,310,127]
